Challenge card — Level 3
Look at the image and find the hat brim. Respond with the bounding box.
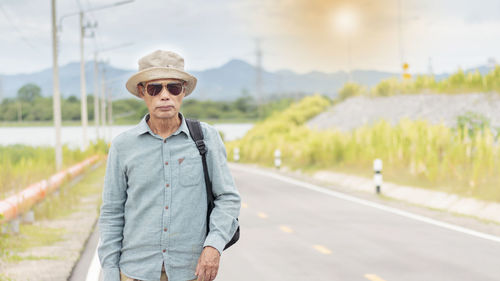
[126,67,197,98]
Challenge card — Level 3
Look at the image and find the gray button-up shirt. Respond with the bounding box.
[98,112,241,281]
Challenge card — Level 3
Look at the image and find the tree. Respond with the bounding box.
[17,83,42,102]
[233,91,255,113]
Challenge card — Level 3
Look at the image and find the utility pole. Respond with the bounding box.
[0,76,4,103]
[56,1,133,150]
[347,34,352,82]
[255,39,263,118]
[51,0,63,170]
[101,62,107,141]
[428,57,433,76]
[398,0,405,78]
[93,42,132,141]
[107,82,113,144]
[94,52,100,139]
[79,11,89,151]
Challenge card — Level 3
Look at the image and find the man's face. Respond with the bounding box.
[137,78,186,120]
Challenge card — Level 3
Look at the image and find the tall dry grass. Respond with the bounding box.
[226,95,500,202]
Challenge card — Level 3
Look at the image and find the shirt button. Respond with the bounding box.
[166,184,170,188]
[163,249,166,253]
[164,228,167,232]
[163,139,167,143]
[165,161,168,165]
[165,206,169,209]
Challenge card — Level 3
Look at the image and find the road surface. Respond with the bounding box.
[75,163,500,281]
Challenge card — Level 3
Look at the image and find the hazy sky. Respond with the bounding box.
[1,0,500,75]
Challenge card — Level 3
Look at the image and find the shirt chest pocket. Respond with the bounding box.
[178,155,203,187]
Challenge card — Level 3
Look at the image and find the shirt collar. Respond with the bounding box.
[135,111,190,138]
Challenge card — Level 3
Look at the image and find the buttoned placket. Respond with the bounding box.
[161,136,172,258]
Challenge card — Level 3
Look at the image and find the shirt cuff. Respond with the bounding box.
[102,267,120,281]
[203,233,226,256]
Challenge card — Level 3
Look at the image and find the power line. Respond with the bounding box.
[0,4,40,51]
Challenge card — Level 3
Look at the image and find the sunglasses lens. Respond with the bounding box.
[167,83,183,95]
[146,83,163,96]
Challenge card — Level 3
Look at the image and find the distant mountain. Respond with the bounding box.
[0,60,495,101]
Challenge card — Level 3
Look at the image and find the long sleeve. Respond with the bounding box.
[202,126,241,255]
[98,143,128,281]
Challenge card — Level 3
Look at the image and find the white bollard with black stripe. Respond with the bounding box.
[274,149,281,169]
[233,147,240,162]
[373,159,383,194]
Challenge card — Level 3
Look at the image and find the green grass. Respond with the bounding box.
[0,117,257,127]
[336,65,500,98]
[33,161,105,221]
[0,140,108,201]
[0,224,67,263]
[104,117,258,126]
[200,118,256,124]
[226,94,500,203]
[3,254,62,263]
[307,163,500,203]
[0,120,85,127]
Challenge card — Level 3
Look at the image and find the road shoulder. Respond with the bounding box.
[229,162,500,238]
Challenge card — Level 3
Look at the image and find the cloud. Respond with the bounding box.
[0,0,500,75]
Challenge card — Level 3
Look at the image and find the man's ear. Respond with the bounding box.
[137,83,144,98]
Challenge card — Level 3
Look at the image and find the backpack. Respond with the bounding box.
[185,118,240,251]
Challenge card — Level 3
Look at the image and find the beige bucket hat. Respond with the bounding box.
[126,50,197,98]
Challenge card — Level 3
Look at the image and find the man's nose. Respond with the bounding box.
[159,87,171,99]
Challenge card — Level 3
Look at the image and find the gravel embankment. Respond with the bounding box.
[307,93,500,131]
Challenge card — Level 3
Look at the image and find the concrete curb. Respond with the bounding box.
[313,170,500,224]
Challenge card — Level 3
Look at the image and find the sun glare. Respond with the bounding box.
[333,8,358,34]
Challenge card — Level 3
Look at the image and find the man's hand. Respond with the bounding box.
[195,246,220,281]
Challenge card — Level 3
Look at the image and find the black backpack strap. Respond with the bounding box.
[185,117,240,251]
[185,118,215,236]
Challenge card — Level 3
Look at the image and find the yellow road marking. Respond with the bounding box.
[364,274,387,281]
[257,212,268,218]
[312,244,332,254]
[279,225,293,233]
[242,202,248,208]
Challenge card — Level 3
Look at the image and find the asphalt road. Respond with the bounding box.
[77,163,500,281]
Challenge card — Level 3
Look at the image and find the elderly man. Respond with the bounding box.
[98,50,241,281]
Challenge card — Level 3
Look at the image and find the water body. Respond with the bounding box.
[0,123,254,149]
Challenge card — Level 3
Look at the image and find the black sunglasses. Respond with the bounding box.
[141,82,185,96]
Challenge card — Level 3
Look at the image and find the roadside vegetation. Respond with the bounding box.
[0,139,108,200]
[0,83,296,125]
[225,94,500,203]
[337,65,500,100]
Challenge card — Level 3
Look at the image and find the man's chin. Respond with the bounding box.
[152,111,178,119]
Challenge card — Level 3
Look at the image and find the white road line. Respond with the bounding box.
[86,238,102,281]
[230,164,500,244]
